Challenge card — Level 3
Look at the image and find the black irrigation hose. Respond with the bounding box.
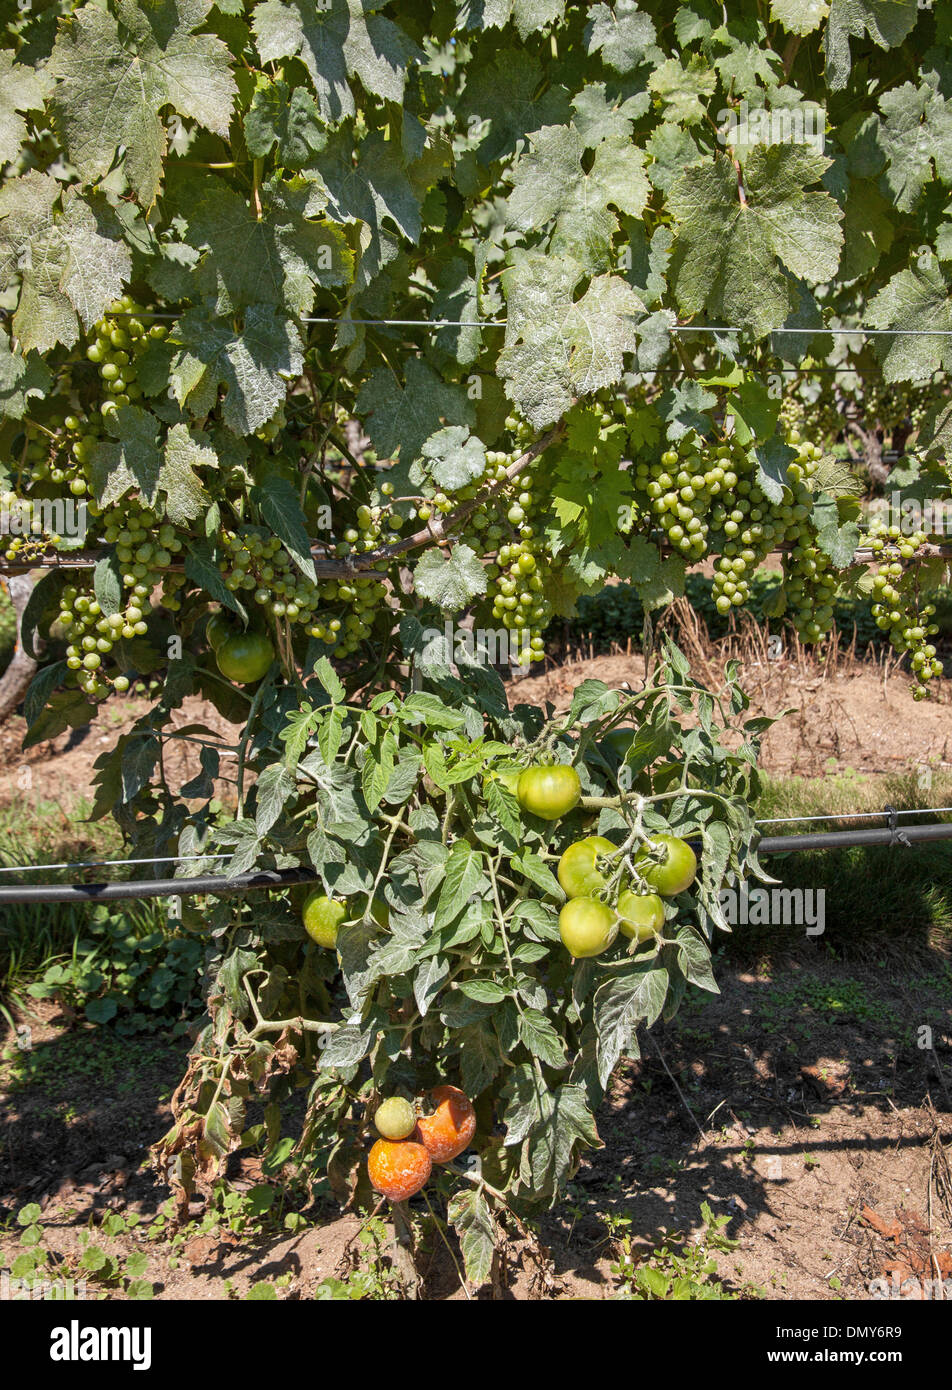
[1,821,952,904]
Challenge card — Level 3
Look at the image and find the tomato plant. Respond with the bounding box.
[302,893,346,950]
[216,631,275,685]
[374,1098,418,1142]
[367,1139,432,1203]
[205,611,232,653]
[617,891,666,943]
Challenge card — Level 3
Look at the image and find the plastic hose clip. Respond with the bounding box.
[884,805,912,848]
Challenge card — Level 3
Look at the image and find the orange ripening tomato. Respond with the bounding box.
[367,1138,432,1201]
[416,1085,477,1164]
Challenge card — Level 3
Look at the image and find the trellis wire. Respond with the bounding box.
[1,807,950,886]
[13,307,951,335]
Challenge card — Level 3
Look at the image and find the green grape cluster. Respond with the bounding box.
[860,381,929,436]
[779,393,841,447]
[57,502,181,698]
[868,527,942,700]
[633,436,735,566]
[483,439,551,665]
[219,521,388,659]
[776,438,838,643]
[85,295,164,415]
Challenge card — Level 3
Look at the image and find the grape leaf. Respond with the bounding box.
[169,305,304,434]
[251,475,317,585]
[753,436,797,503]
[506,124,651,274]
[186,176,353,315]
[0,174,131,353]
[252,0,421,122]
[769,0,830,35]
[824,0,919,92]
[459,47,571,165]
[93,554,123,619]
[867,255,952,382]
[421,427,486,491]
[645,122,705,193]
[584,1,656,73]
[160,423,214,525]
[668,146,843,338]
[457,0,566,41]
[49,0,237,205]
[0,51,47,166]
[89,405,163,508]
[414,544,487,614]
[355,358,474,463]
[713,33,785,96]
[875,82,952,213]
[315,129,422,245]
[499,254,644,428]
[0,331,51,419]
[571,83,650,147]
[916,396,952,463]
[648,56,717,126]
[839,178,895,280]
[244,80,328,168]
[431,254,483,366]
[812,453,865,497]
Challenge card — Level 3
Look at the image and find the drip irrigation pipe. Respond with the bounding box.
[1,819,952,904]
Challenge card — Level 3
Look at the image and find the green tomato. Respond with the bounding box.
[517,764,581,821]
[216,631,275,684]
[635,834,698,897]
[302,892,346,949]
[374,1097,417,1141]
[558,897,618,958]
[616,890,666,941]
[206,611,233,652]
[557,836,616,898]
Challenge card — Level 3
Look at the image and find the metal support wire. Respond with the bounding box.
[11,305,952,336]
[1,820,951,904]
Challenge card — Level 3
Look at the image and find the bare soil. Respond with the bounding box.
[509,651,952,777]
[2,653,950,815]
[2,955,949,1301]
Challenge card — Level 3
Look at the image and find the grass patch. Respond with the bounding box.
[0,800,184,1027]
[740,770,952,958]
[0,1027,181,1098]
